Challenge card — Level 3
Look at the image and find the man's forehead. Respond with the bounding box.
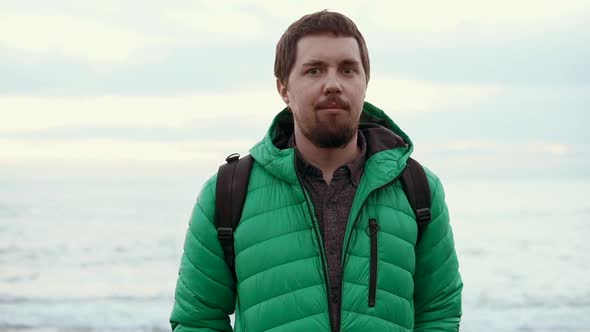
[295,34,361,64]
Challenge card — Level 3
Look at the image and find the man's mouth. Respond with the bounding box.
[319,105,344,110]
[316,100,348,111]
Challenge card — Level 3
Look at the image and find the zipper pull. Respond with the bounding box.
[367,218,380,236]
[368,218,379,307]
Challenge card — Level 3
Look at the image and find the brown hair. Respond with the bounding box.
[274,10,370,86]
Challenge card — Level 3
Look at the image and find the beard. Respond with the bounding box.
[300,112,358,148]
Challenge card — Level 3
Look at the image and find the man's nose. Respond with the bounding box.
[323,71,342,94]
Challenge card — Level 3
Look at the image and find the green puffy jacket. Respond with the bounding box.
[170,102,462,331]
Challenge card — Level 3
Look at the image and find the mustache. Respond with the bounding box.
[314,96,350,111]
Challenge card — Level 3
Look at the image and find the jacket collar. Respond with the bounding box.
[249,101,414,186]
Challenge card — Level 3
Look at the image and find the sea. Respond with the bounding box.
[0,174,588,332]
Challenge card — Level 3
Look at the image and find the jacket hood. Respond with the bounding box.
[250,101,414,186]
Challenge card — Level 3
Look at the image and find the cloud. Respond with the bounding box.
[1,1,588,95]
[0,78,505,176]
[364,0,590,36]
[541,144,570,155]
[163,4,266,42]
[421,140,575,155]
[0,137,255,177]
[0,138,254,163]
[0,2,268,65]
[0,1,587,179]
[250,0,590,38]
[413,139,588,180]
[0,13,155,63]
[0,91,282,134]
[0,77,503,136]
[366,77,501,113]
[1,136,585,179]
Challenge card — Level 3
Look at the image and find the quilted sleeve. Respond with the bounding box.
[413,171,463,332]
[170,176,235,332]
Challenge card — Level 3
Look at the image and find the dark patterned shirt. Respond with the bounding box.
[289,132,367,332]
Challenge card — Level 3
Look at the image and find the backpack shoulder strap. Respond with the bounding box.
[400,157,432,243]
[215,153,254,277]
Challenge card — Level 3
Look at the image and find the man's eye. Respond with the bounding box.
[307,68,320,75]
[343,67,356,74]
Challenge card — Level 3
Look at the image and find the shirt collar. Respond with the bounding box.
[288,131,367,186]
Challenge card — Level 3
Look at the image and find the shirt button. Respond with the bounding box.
[329,248,336,255]
[331,295,338,304]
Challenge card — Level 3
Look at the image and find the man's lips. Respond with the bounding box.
[318,107,345,112]
[316,103,348,111]
[315,97,350,112]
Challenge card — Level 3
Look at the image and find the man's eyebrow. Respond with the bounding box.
[301,60,326,67]
[340,59,361,66]
[301,59,361,67]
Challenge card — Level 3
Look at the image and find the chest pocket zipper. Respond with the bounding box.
[367,218,380,307]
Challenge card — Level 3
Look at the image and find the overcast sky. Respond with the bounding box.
[0,0,588,180]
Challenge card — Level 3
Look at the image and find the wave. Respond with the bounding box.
[0,324,169,332]
[0,294,171,305]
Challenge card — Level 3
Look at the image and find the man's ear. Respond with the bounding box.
[276,79,289,104]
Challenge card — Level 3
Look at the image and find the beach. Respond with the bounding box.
[1,175,588,331]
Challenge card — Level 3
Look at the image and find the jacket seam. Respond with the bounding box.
[414,241,455,284]
[346,253,413,277]
[343,309,412,330]
[195,199,212,223]
[177,275,232,316]
[378,229,415,247]
[238,200,305,229]
[415,216,450,255]
[182,250,233,293]
[187,222,225,261]
[258,153,298,186]
[190,227,225,261]
[368,203,415,220]
[414,277,462,316]
[239,253,318,287]
[262,311,325,332]
[245,180,287,196]
[426,173,444,216]
[242,281,324,314]
[346,228,414,254]
[430,220,451,250]
[343,280,412,305]
[235,227,311,260]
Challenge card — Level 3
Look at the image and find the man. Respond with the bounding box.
[170,10,462,332]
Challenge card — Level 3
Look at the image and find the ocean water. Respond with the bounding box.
[0,175,588,332]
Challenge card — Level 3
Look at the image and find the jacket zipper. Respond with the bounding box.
[368,218,379,307]
[340,166,408,309]
[295,167,334,331]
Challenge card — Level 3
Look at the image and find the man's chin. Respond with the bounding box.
[308,128,356,149]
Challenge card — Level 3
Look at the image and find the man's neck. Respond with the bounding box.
[295,131,360,184]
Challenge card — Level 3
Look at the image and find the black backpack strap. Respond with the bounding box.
[400,157,432,243]
[215,153,254,277]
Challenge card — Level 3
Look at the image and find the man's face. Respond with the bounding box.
[277,33,367,148]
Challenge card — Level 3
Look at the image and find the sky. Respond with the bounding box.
[0,0,588,180]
